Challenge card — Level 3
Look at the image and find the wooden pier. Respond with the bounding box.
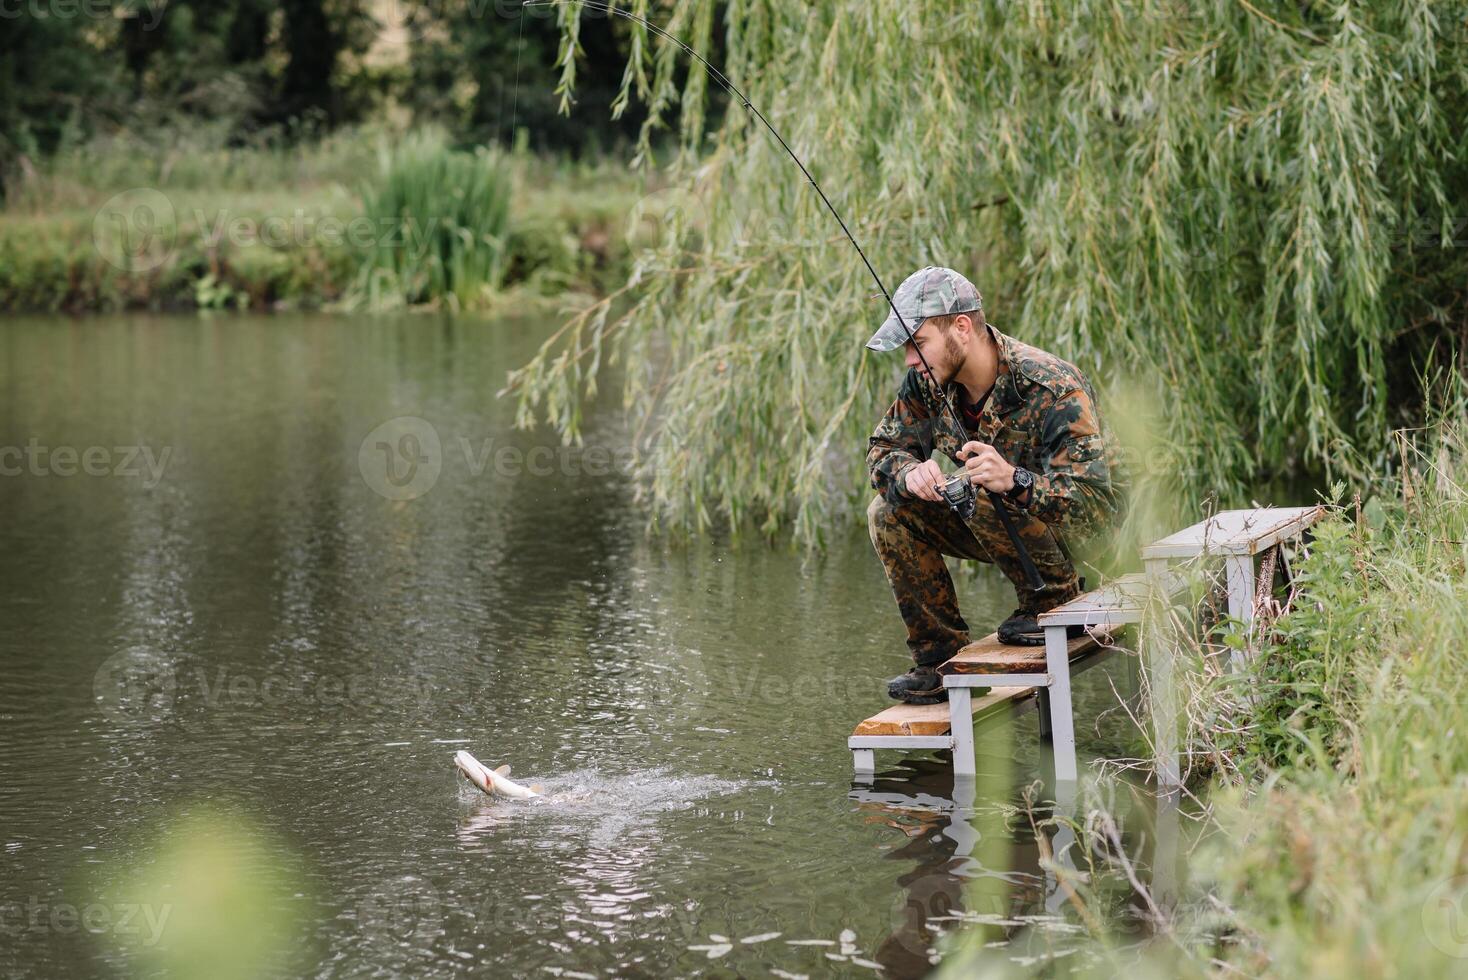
[849,506,1324,785]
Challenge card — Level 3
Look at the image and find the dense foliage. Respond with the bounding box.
[0,2,376,186]
[0,127,641,313]
[0,1,656,201]
[511,0,1468,541]
[350,134,513,309]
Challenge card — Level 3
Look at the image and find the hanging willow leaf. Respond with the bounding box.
[511,0,1468,545]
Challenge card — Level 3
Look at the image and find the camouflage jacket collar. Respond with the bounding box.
[921,324,1025,423]
[980,324,1026,417]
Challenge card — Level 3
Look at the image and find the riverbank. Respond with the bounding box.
[933,416,1468,975]
[0,127,645,314]
[1199,453,1468,976]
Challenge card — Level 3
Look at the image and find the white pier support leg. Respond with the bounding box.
[851,748,874,775]
[1145,558,1181,789]
[948,686,976,776]
[1224,553,1257,671]
[1036,688,1053,740]
[1044,778,1080,914]
[1152,789,1181,909]
[1044,625,1077,783]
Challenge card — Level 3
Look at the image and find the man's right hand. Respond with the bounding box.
[904,459,947,502]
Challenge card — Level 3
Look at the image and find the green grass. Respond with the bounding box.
[0,126,646,313]
[1192,448,1468,977]
[932,412,1468,977]
[347,133,512,311]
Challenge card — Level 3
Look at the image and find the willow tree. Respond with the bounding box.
[507,0,1468,542]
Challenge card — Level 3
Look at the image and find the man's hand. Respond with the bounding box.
[957,441,1016,493]
[903,458,947,502]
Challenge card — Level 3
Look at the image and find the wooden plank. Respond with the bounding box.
[938,632,1100,675]
[852,685,1035,737]
[1140,506,1323,559]
[1037,571,1188,627]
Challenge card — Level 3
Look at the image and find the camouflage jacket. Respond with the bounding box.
[867,325,1127,539]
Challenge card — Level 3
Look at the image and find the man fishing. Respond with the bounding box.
[866,266,1127,705]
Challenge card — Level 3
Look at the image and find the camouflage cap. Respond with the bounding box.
[865,266,984,352]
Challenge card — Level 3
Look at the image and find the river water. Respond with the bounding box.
[1,314,1180,978]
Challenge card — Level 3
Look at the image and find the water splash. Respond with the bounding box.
[456,767,755,850]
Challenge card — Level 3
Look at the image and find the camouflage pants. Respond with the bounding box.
[867,492,1081,667]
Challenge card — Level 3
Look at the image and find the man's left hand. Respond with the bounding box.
[957,441,1015,493]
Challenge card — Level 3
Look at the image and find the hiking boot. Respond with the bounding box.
[997,610,1087,647]
[886,665,948,705]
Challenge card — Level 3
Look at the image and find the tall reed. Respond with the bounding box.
[351,132,513,311]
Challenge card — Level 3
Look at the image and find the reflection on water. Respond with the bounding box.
[0,313,1188,977]
[857,759,1188,979]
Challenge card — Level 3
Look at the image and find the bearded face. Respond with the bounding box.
[938,327,965,384]
[905,319,967,385]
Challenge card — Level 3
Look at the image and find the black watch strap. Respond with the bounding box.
[1006,467,1033,502]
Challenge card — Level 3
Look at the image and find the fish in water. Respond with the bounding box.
[454,750,544,800]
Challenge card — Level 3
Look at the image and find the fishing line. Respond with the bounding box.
[521,0,1043,590]
[510,4,527,144]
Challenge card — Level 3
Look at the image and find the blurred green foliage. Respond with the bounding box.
[349,131,513,310]
[0,1,675,203]
[94,805,306,980]
[0,125,644,313]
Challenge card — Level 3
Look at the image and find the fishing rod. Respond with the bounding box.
[524,0,1044,590]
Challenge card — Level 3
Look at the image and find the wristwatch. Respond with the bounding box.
[1006,466,1035,503]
